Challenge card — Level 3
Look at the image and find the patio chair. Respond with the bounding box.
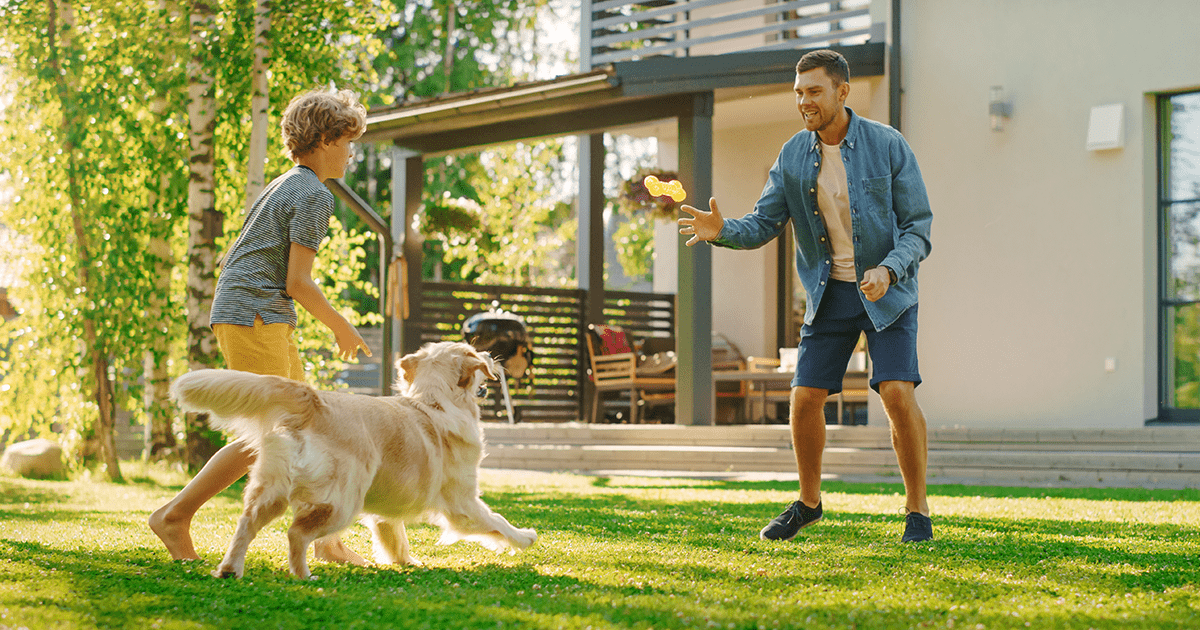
[584,324,675,423]
[712,333,748,423]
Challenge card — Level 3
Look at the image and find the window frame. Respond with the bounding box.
[1156,89,1200,424]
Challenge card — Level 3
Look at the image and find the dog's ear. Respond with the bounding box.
[457,353,497,389]
[479,352,500,381]
[399,353,419,384]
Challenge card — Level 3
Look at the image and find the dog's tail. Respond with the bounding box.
[170,369,323,442]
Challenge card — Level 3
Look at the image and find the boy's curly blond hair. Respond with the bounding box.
[281,89,367,161]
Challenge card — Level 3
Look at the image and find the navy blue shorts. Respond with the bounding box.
[792,280,921,393]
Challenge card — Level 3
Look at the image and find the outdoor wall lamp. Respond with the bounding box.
[989,85,1012,132]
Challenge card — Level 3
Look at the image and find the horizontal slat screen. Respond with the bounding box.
[411,282,676,423]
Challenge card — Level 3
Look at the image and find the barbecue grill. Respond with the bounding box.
[462,309,534,422]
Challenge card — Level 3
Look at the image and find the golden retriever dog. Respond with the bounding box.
[170,341,537,579]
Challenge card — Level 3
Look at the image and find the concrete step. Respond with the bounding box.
[478,423,1200,490]
[483,424,1200,452]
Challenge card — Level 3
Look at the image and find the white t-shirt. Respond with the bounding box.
[817,141,858,282]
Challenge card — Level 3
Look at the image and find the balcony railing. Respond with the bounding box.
[583,0,879,67]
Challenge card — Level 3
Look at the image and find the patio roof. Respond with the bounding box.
[362,43,885,154]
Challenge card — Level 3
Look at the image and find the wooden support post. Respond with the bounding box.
[392,146,425,358]
[578,132,606,420]
[676,93,715,426]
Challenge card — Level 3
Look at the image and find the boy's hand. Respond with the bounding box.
[678,198,724,246]
[336,325,372,361]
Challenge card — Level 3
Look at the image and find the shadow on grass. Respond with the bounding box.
[0,482,66,506]
[0,537,747,630]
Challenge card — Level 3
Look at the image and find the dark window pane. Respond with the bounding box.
[1167,201,1200,301]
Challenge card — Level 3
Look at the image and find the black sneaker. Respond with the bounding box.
[901,511,933,542]
[759,500,823,541]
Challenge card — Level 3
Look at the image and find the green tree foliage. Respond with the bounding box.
[431,140,576,287]
[0,0,567,474]
[0,0,389,473]
[344,0,561,294]
[364,0,545,105]
[0,0,192,477]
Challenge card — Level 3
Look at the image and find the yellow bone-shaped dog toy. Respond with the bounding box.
[643,175,686,202]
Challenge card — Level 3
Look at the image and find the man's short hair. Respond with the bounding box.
[281,89,367,161]
[796,49,850,86]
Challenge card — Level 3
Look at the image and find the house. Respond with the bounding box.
[362,0,1200,430]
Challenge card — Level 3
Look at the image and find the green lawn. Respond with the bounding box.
[1,464,1197,629]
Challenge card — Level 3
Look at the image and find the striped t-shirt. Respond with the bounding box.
[211,165,333,328]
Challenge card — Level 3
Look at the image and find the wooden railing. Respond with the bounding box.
[583,0,877,67]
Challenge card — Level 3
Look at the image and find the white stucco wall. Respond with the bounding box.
[652,126,783,361]
[900,0,1200,427]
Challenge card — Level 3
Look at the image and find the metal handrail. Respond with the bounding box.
[324,177,395,397]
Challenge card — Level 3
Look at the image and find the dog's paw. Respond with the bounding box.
[513,528,537,549]
[211,568,240,579]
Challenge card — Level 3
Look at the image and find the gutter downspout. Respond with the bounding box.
[889,0,902,131]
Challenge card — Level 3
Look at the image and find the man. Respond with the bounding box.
[678,49,934,542]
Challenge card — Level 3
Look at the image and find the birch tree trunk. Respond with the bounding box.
[185,0,223,471]
[47,0,122,482]
[143,0,181,461]
[244,0,271,210]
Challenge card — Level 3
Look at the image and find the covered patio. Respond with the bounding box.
[348,44,886,425]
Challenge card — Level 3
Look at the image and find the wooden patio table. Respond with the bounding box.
[713,369,870,423]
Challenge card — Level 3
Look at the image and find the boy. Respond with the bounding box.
[150,88,373,563]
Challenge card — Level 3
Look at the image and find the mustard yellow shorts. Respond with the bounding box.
[212,315,304,381]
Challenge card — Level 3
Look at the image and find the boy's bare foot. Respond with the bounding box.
[313,537,369,566]
[149,506,201,561]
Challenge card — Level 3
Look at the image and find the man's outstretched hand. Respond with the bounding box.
[678,198,724,246]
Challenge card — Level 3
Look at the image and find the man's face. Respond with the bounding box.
[794,68,848,136]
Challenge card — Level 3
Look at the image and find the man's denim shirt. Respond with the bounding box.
[712,108,932,332]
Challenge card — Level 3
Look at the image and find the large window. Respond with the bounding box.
[1159,90,1200,423]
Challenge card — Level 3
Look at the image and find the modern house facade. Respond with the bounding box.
[595,0,1200,430]
[363,0,1200,431]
